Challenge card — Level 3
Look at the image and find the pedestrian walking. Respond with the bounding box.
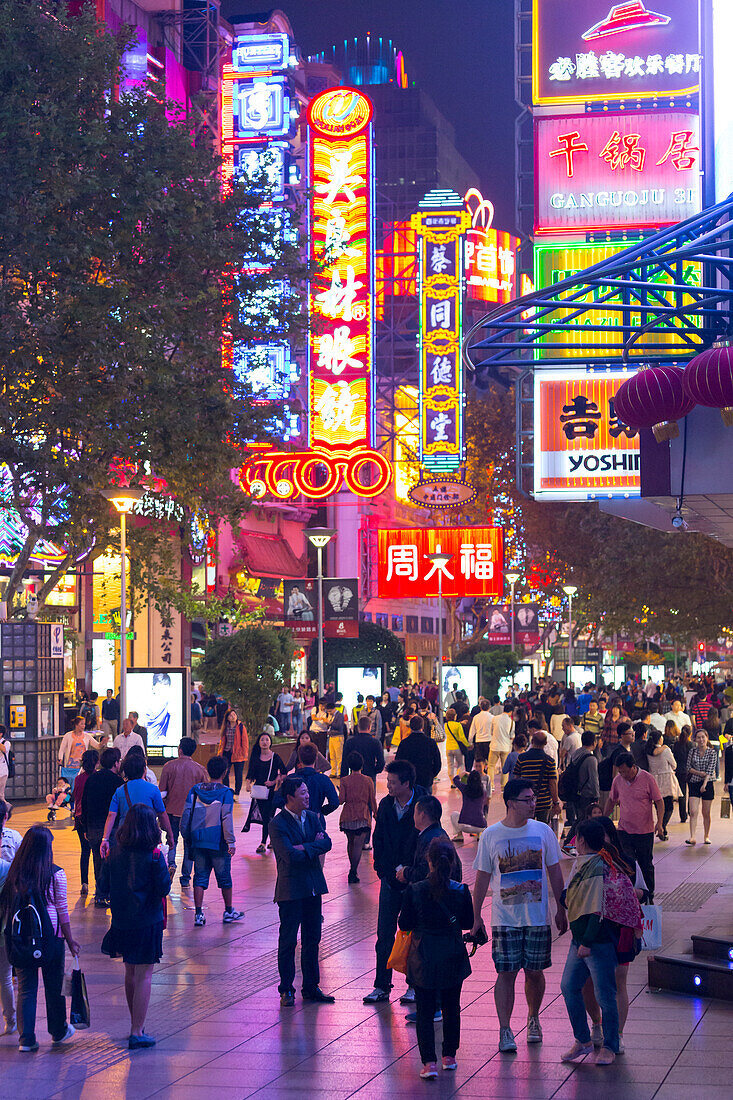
[269,776,334,1006]
[181,755,243,927]
[686,730,718,845]
[395,716,442,791]
[58,716,103,799]
[512,731,562,824]
[71,750,98,897]
[468,699,493,768]
[1,826,80,1052]
[100,751,174,861]
[487,705,515,789]
[101,689,120,739]
[502,733,528,784]
[0,801,16,1036]
[339,751,378,883]
[326,702,346,777]
[450,769,489,842]
[243,733,287,854]
[398,838,474,1079]
[0,728,13,802]
[645,729,681,840]
[101,805,171,1048]
[470,778,568,1053]
[158,737,207,886]
[604,752,664,900]
[673,725,692,823]
[444,708,470,779]
[562,730,600,831]
[217,709,249,800]
[285,730,330,774]
[340,716,386,783]
[79,747,123,908]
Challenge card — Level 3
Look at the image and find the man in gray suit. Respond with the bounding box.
[269,775,334,1007]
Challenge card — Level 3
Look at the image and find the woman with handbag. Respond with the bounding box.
[217,709,249,801]
[396,838,474,1080]
[243,733,287,854]
[686,729,718,845]
[645,729,682,840]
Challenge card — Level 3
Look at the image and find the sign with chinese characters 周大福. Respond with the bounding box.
[532,0,702,106]
[533,369,641,501]
[535,110,701,234]
[412,197,472,473]
[308,88,374,453]
[376,527,504,600]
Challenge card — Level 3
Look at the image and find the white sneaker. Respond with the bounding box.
[53,1024,75,1046]
[499,1026,517,1053]
[527,1016,542,1044]
[617,1033,625,1054]
[591,1023,603,1048]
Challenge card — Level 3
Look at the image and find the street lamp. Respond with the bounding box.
[102,488,144,726]
[562,584,578,681]
[505,570,520,654]
[427,549,452,716]
[306,528,336,698]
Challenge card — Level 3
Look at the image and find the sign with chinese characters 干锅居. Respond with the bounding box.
[535,110,701,234]
[532,0,702,106]
[533,369,640,500]
[377,527,504,600]
[411,200,472,473]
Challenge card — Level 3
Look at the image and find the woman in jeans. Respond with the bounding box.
[398,837,474,1080]
[0,825,80,1052]
[217,709,249,801]
[101,804,171,1048]
[71,749,98,896]
[686,729,718,845]
[673,725,692,823]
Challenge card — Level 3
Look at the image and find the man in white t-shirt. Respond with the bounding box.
[471,777,567,1054]
[664,698,688,733]
[277,689,294,734]
[488,705,515,789]
[647,704,667,735]
[113,718,145,761]
[469,700,493,765]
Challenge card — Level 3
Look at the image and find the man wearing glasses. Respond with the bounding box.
[470,778,567,1055]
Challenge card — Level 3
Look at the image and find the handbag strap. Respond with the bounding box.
[123,783,132,810]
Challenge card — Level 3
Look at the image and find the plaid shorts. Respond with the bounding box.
[492,925,552,973]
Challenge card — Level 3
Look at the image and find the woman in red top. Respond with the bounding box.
[71,750,99,897]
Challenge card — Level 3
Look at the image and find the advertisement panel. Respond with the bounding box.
[377,527,504,600]
[442,664,480,710]
[127,667,188,760]
[465,225,521,304]
[535,110,701,234]
[323,578,359,639]
[485,604,542,647]
[283,579,318,638]
[532,0,702,106]
[336,665,384,715]
[533,241,702,359]
[534,369,640,500]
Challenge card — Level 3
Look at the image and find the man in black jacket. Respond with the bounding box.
[274,744,339,827]
[395,715,442,790]
[363,760,427,1004]
[269,776,333,1007]
[340,716,386,783]
[79,745,123,907]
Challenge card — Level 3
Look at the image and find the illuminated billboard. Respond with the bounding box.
[533,369,641,500]
[463,188,520,305]
[233,32,289,70]
[532,0,702,106]
[411,200,471,473]
[533,240,702,359]
[377,526,504,600]
[535,110,701,234]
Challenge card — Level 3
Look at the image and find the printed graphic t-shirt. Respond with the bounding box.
[474,820,561,928]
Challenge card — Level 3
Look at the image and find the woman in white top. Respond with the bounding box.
[0,730,11,801]
[646,729,681,841]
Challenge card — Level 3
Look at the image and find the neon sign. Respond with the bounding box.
[412,197,471,473]
[463,189,520,305]
[239,446,392,501]
[233,32,289,70]
[535,110,701,233]
[377,527,504,600]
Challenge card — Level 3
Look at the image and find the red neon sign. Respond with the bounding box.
[377,527,504,600]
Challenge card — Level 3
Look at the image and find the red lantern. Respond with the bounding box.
[613,365,695,442]
[683,341,733,426]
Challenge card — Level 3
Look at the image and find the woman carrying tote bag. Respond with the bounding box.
[243,733,286,854]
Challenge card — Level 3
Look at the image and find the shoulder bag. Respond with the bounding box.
[251,756,274,801]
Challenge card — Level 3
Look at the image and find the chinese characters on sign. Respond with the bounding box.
[486,604,541,647]
[533,369,641,501]
[536,111,701,233]
[308,88,374,453]
[377,527,504,600]
[411,204,472,472]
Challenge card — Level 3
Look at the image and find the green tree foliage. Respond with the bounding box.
[196,626,293,737]
[0,1,303,612]
[454,642,521,698]
[308,622,408,689]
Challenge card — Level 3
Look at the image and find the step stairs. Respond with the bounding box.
[648,932,733,1000]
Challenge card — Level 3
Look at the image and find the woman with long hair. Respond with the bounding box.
[0,825,79,1051]
[645,729,681,840]
[398,838,474,1080]
[243,732,287,854]
[450,768,489,842]
[101,804,170,1048]
[686,729,718,844]
[72,749,98,897]
[339,751,378,883]
[673,725,692,823]
[217,708,249,801]
[284,730,329,774]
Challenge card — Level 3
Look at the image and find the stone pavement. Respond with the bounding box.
[2,770,733,1100]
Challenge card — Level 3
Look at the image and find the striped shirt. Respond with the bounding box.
[513,748,557,812]
[47,868,69,937]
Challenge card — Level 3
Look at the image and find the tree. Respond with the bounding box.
[196,626,293,738]
[308,622,408,688]
[454,642,521,698]
[0,2,303,613]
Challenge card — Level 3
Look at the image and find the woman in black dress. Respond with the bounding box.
[243,732,287,854]
[101,804,170,1049]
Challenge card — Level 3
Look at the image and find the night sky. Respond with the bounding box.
[223,0,519,229]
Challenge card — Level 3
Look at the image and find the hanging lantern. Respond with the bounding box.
[613,365,695,442]
[683,340,733,426]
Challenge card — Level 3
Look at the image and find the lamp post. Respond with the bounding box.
[427,550,452,716]
[102,488,144,726]
[563,584,578,682]
[504,570,520,654]
[306,528,336,698]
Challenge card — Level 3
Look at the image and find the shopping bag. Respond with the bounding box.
[69,957,90,1029]
[721,794,731,819]
[387,930,412,975]
[640,904,662,951]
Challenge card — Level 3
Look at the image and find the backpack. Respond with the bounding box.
[80,702,95,730]
[5,866,60,968]
[558,751,591,803]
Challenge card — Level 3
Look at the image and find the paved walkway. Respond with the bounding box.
[2,771,733,1099]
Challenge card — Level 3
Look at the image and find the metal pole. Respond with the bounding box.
[567,592,573,678]
[437,569,443,718]
[317,545,325,698]
[119,510,127,724]
[510,581,516,654]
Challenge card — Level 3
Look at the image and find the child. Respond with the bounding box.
[502,733,528,784]
[181,754,243,928]
[450,769,489,843]
[46,776,72,821]
[339,751,377,883]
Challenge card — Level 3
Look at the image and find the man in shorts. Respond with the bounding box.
[180,755,243,927]
[470,777,567,1053]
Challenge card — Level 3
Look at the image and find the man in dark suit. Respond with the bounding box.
[395,715,442,790]
[340,715,386,783]
[269,775,334,1007]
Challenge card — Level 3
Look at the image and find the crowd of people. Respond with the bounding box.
[0,668,730,1079]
